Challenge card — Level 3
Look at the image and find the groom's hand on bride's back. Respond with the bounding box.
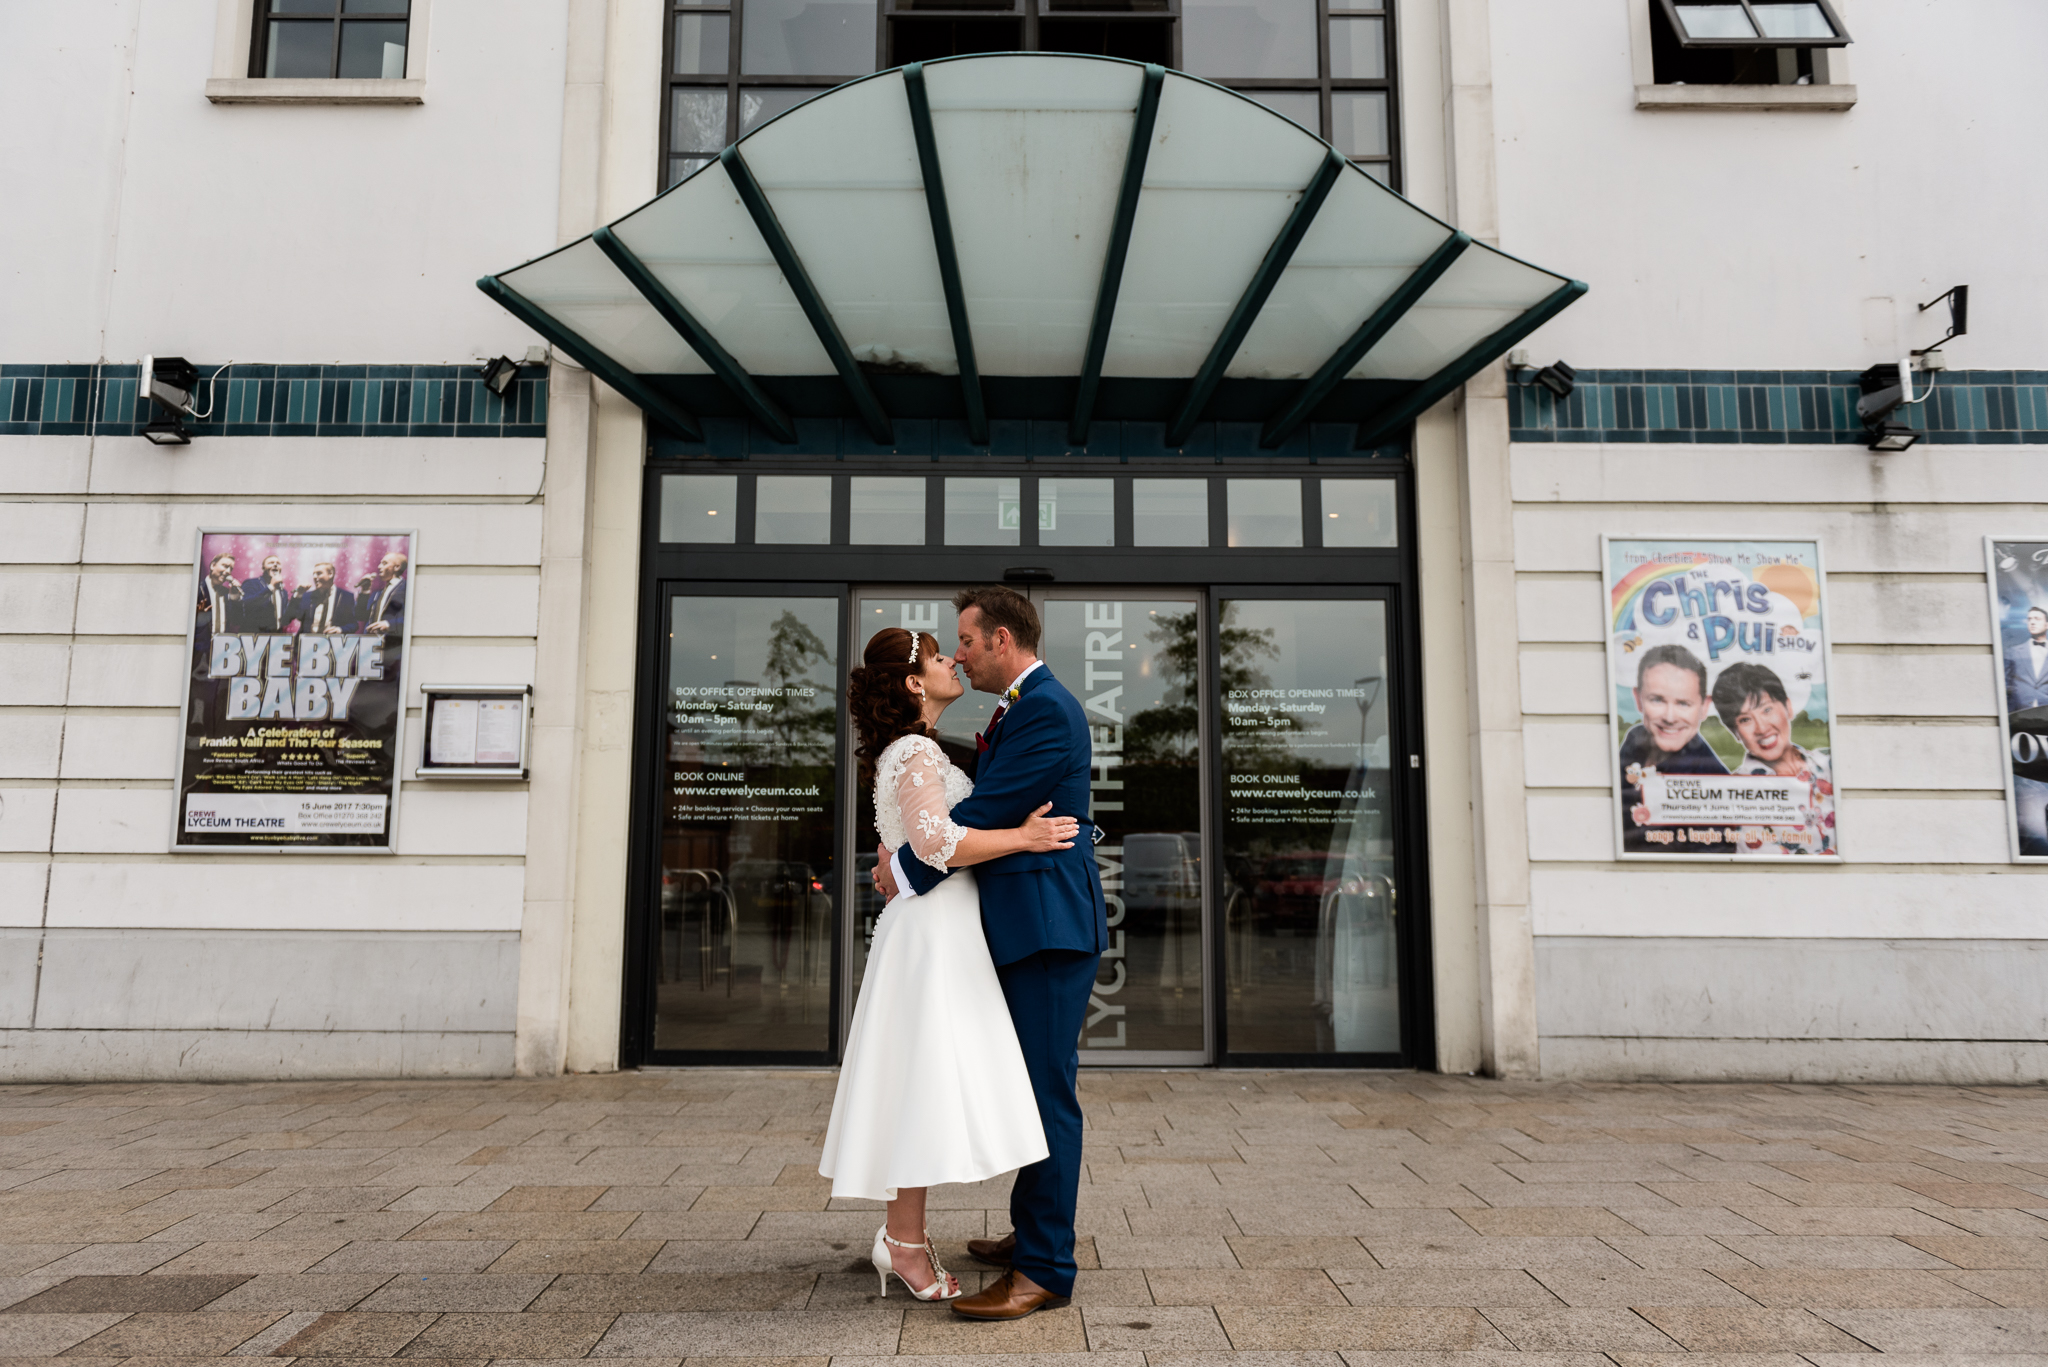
[873,844,898,900]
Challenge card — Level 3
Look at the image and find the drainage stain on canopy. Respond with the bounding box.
[479,53,1586,452]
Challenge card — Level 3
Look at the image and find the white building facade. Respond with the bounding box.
[2,0,2043,1083]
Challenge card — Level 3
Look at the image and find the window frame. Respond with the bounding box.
[661,0,1401,190]
[247,0,415,81]
[661,0,878,188]
[1204,0,1398,186]
[1655,0,1850,49]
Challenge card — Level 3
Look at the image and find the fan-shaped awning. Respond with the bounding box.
[480,53,1584,455]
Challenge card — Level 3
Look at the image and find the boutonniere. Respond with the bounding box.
[1004,684,1021,702]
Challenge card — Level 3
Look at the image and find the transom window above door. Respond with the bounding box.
[655,469,1398,551]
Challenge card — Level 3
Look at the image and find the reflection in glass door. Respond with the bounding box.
[654,592,840,1058]
[1039,593,1206,1063]
[1218,597,1402,1059]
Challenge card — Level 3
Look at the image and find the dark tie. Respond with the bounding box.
[977,702,1009,755]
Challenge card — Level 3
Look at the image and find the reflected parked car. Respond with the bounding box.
[1123,832,1200,914]
[1252,852,1385,933]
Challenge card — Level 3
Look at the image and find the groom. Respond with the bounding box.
[875,586,1107,1319]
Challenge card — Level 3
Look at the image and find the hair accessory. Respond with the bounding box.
[907,632,920,666]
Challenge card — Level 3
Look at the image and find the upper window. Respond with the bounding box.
[1651,0,1848,85]
[254,0,412,80]
[662,0,1399,189]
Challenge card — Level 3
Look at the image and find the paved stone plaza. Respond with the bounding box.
[2,1071,2046,1366]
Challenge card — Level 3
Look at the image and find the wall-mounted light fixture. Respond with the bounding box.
[140,355,197,445]
[1855,285,1967,453]
[1506,351,1577,398]
[477,355,520,398]
[139,356,231,446]
[1856,363,1923,452]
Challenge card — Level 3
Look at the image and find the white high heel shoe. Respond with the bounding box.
[872,1225,961,1301]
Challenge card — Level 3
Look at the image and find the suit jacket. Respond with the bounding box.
[2007,637,2048,712]
[360,577,407,639]
[901,666,1109,966]
[194,578,238,657]
[1617,723,1730,854]
[239,576,291,633]
[292,586,356,636]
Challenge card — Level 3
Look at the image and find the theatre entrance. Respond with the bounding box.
[622,461,1435,1069]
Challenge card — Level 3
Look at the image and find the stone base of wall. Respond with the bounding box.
[0,1028,514,1081]
[1542,1034,2048,1084]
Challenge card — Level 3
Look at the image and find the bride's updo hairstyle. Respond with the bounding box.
[847,627,941,783]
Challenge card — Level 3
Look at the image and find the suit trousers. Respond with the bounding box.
[994,946,1099,1299]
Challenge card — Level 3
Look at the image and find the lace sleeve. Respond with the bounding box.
[894,739,969,867]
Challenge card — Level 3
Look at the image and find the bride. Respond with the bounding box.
[818,625,1074,1301]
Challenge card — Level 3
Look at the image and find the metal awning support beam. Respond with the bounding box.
[1260,229,1470,449]
[592,227,798,445]
[475,275,704,441]
[903,63,987,447]
[1069,63,1165,446]
[1352,277,1588,449]
[721,146,895,446]
[1165,149,1344,448]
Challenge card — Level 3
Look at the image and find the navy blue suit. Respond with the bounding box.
[239,575,291,633]
[292,586,356,637]
[359,577,407,640]
[902,664,1105,1298]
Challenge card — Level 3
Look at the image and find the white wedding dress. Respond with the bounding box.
[818,733,1049,1200]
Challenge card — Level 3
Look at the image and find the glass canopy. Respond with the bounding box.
[482,52,1585,452]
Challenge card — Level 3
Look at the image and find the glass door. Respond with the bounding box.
[843,587,1209,1065]
[649,588,842,1062]
[1215,592,1406,1062]
[1037,590,1207,1064]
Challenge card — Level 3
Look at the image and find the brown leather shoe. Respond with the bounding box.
[965,1233,1016,1267]
[951,1266,1070,1320]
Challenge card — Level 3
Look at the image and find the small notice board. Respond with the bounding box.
[416,684,532,779]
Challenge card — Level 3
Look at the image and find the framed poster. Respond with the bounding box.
[1984,539,2048,860]
[1602,537,1839,861]
[174,528,416,851]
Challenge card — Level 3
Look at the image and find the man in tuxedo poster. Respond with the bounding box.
[240,553,291,634]
[191,551,243,728]
[2006,605,2048,713]
[292,561,354,637]
[349,550,410,732]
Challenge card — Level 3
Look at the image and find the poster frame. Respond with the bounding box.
[169,524,419,855]
[1600,533,1841,864]
[1982,535,2048,863]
